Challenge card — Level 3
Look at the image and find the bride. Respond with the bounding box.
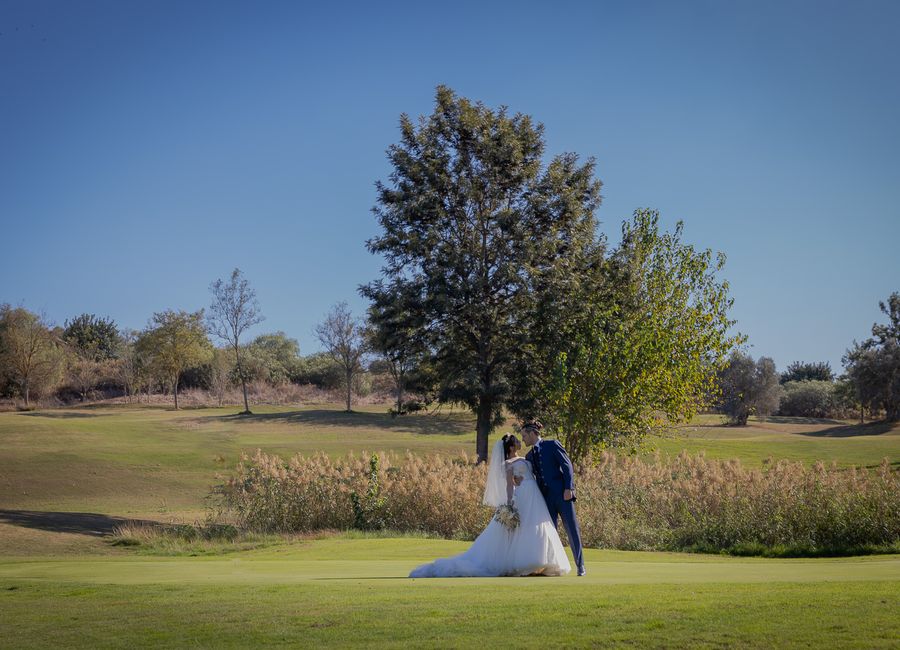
[409,433,571,577]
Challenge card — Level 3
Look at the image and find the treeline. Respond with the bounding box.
[716,293,900,424]
[0,270,389,411]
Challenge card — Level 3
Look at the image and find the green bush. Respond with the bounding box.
[779,380,835,418]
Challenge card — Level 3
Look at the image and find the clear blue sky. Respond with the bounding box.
[2,0,898,374]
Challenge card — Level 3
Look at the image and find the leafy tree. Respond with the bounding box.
[535,210,743,460]
[843,292,900,422]
[137,310,212,409]
[246,332,303,385]
[0,305,65,405]
[62,314,121,361]
[718,351,783,425]
[780,361,834,384]
[208,268,264,415]
[779,380,836,418]
[295,352,343,389]
[316,302,367,412]
[362,85,600,462]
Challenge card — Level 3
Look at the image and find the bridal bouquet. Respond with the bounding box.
[494,503,520,531]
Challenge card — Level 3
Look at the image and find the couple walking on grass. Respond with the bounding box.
[410,420,585,578]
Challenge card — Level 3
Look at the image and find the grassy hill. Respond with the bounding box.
[1,404,897,521]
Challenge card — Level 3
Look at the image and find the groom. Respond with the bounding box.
[520,420,585,576]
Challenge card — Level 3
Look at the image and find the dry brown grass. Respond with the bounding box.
[220,449,900,555]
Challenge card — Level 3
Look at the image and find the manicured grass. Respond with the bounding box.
[651,414,900,468]
[1,538,898,648]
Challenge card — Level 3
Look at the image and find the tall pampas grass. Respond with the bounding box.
[218,450,900,555]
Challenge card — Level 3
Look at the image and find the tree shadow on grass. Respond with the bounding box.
[0,510,158,537]
[796,420,899,438]
[760,415,847,426]
[209,409,475,436]
[18,411,102,419]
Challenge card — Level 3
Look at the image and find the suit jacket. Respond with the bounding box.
[526,439,575,499]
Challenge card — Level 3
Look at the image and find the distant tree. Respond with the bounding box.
[752,357,783,418]
[833,375,864,422]
[365,283,428,415]
[62,314,121,361]
[0,305,65,406]
[208,347,234,407]
[843,292,900,422]
[780,361,834,384]
[115,328,141,402]
[779,380,836,418]
[361,86,601,462]
[138,310,212,410]
[315,302,367,412]
[64,347,103,402]
[534,211,744,459]
[246,332,302,385]
[294,352,343,389]
[718,351,783,425]
[208,268,264,415]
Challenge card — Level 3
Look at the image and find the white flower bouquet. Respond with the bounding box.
[494,503,520,531]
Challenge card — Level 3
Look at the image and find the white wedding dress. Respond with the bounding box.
[409,453,571,578]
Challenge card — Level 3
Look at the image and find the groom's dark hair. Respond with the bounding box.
[521,419,544,434]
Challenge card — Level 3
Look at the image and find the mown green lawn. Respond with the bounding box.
[1,538,898,648]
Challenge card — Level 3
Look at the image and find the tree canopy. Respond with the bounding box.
[362,85,601,462]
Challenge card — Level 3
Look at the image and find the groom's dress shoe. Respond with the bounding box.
[577,567,586,576]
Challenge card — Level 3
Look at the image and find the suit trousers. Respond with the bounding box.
[544,491,584,571]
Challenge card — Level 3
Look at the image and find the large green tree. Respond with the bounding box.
[535,210,744,459]
[137,310,212,410]
[362,86,601,462]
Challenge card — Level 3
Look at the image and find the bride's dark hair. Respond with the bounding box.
[501,434,518,459]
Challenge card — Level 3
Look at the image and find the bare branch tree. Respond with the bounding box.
[208,268,264,415]
[316,302,367,412]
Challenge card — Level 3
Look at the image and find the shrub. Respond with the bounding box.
[779,380,836,418]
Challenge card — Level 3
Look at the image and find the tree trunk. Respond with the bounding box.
[240,375,250,414]
[173,375,179,410]
[235,346,251,414]
[23,380,30,407]
[345,369,352,412]
[475,396,492,463]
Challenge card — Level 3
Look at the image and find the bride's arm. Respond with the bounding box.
[505,467,515,504]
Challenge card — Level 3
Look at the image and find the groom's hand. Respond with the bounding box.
[563,489,574,501]
[513,476,523,486]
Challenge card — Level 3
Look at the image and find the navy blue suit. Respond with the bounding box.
[526,438,584,572]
